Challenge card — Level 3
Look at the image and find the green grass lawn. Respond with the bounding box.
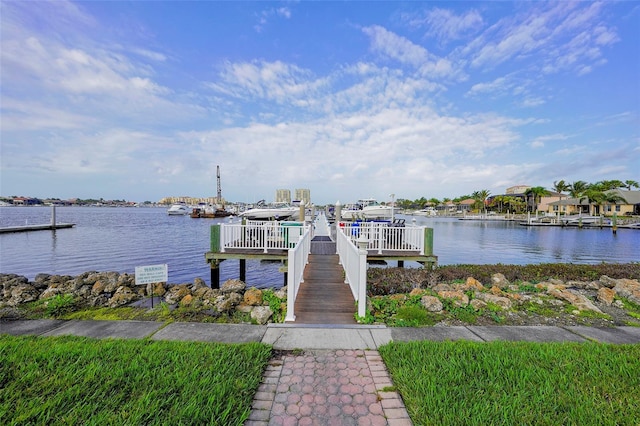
[379,341,640,426]
[0,335,272,426]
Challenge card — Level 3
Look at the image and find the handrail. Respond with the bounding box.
[337,222,428,255]
[284,225,312,322]
[336,227,367,319]
[219,221,307,253]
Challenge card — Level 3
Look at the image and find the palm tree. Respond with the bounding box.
[569,181,589,199]
[525,186,550,212]
[624,180,639,191]
[490,195,506,213]
[504,196,525,214]
[580,189,626,215]
[594,180,625,191]
[472,189,491,213]
[553,180,570,194]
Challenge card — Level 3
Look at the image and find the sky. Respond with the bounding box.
[1,1,639,205]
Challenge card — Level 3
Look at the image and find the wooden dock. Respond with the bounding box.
[293,240,356,324]
[0,223,75,234]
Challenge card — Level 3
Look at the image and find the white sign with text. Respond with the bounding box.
[135,264,168,285]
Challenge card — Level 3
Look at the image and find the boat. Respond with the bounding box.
[190,165,234,219]
[239,201,299,220]
[342,198,397,220]
[414,207,437,216]
[167,203,189,215]
[190,204,233,218]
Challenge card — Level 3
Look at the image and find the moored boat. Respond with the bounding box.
[190,204,233,218]
[239,202,299,221]
[167,203,189,215]
[342,198,396,220]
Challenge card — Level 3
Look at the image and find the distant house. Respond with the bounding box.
[13,197,41,206]
[546,189,640,216]
[506,185,531,195]
[457,198,476,212]
[537,191,566,212]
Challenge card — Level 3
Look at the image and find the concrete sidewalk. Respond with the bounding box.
[2,319,640,347]
[3,320,638,426]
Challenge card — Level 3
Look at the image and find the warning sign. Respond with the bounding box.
[135,264,168,285]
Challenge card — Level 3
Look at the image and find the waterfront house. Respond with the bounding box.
[546,189,640,216]
[537,191,567,212]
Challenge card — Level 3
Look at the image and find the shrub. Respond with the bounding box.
[45,294,76,317]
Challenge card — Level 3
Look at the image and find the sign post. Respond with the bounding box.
[135,264,168,308]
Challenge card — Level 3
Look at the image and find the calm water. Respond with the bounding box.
[1,207,638,288]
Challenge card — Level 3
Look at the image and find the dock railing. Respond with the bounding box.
[219,220,307,253]
[338,221,429,255]
[336,227,368,319]
[284,225,312,322]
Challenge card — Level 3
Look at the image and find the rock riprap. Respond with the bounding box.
[0,272,285,325]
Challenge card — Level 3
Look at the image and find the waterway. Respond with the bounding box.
[0,207,637,288]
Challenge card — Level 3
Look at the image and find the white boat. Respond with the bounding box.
[239,202,299,220]
[342,199,396,220]
[414,207,437,216]
[167,203,189,215]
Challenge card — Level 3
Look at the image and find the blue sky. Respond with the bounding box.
[1,1,638,205]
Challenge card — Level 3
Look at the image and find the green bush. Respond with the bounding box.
[45,294,76,317]
[262,289,286,322]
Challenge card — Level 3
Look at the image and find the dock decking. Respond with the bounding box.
[293,239,356,324]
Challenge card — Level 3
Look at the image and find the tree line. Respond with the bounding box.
[397,179,639,213]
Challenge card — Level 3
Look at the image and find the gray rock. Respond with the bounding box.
[420,295,443,312]
[216,292,242,312]
[251,306,273,324]
[221,279,246,294]
[8,284,39,306]
[490,273,511,289]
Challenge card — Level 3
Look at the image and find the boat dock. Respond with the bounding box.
[0,205,75,234]
[205,216,437,324]
[0,223,75,234]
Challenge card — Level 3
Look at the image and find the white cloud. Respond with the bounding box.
[407,8,484,43]
[465,2,618,76]
[362,25,429,67]
[254,6,292,32]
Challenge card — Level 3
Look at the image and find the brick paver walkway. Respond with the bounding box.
[245,349,412,426]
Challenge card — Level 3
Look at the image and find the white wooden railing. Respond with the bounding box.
[219,220,307,253]
[284,225,312,322]
[336,228,367,319]
[338,221,426,254]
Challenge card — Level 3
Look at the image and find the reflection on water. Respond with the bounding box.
[1,207,638,288]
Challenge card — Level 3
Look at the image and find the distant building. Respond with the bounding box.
[275,189,291,204]
[159,196,223,206]
[12,197,41,206]
[506,185,530,195]
[294,188,311,205]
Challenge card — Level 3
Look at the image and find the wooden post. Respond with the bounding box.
[210,225,220,252]
[51,205,56,227]
[240,259,246,282]
[612,212,617,235]
[210,263,220,289]
[398,260,404,268]
[423,227,433,256]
